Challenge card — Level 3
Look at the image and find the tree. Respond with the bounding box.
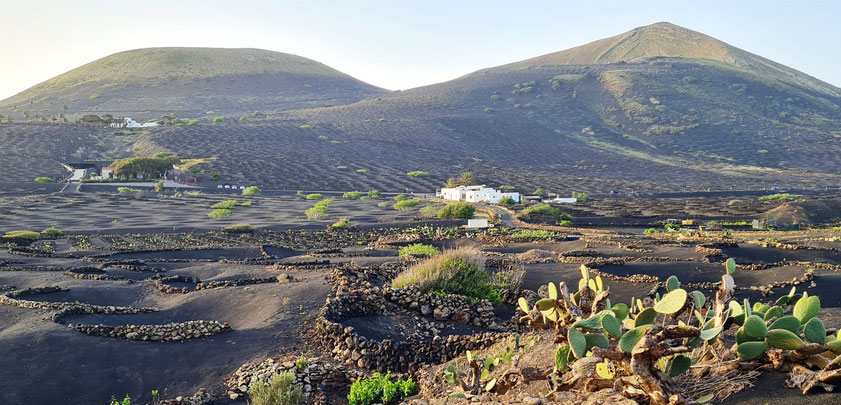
[445,178,459,188]
[458,172,476,186]
[498,196,516,207]
[533,188,547,197]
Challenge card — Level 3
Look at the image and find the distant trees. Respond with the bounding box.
[444,172,476,187]
[112,156,180,179]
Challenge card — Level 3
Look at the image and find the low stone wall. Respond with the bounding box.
[157,388,212,405]
[70,320,230,342]
[226,356,357,400]
[149,275,200,294]
[384,285,497,328]
[196,274,291,290]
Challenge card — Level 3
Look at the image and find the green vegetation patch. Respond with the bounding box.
[332,217,353,228]
[207,209,233,220]
[406,171,430,178]
[34,177,54,183]
[347,372,417,405]
[356,169,368,174]
[211,200,239,209]
[242,186,261,196]
[306,199,334,220]
[393,200,420,211]
[342,191,363,200]
[41,228,63,238]
[438,202,475,219]
[399,243,441,257]
[759,193,802,202]
[2,230,41,244]
[117,187,140,193]
[306,193,324,200]
[249,371,304,405]
[391,248,521,305]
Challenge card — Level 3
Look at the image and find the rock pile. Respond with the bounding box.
[226,357,356,400]
[70,320,230,341]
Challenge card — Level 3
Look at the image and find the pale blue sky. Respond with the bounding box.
[2,0,840,99]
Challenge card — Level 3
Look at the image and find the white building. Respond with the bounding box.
[546,197,577,204]
[437,185,520,204]
[124,118,159,128]
[466,218,490,229]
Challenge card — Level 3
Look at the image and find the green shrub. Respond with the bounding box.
[377,202,389,207]
[759,193,802,202]
[347,372,418,405]
[393,200,420,211]
[306,193,324,200]
[498,196,516,207]
[367,190,382,199]
[438,202,475,219]
[510,229,558,239]
[399,244,441,257]
[498,185,516,191]
[343,191,362,200]
[213,117,224,123]
[572,191,589,203]
[532,188,547,197]
[208,209,233,220]
[521,204,570,220]
[391,248,515,305]
[109,395,131,405]
[211,200,239,209]
[222,224,253,234]
[356,169,368,174]
[34,177,54,183]
[393,194,407,201]
[299,124,312,130]
[306,199,334,220]
[152,152,172,159]
[154,181,165,193]
[41,228,63,238]
[418,205,442,218]
[331,140,341,145]
[249,372,304,405]
[117,187,140,193]
[242,186,262,196]
[332,217,353,228]
[2,230,41,244]
[406,171,430,178]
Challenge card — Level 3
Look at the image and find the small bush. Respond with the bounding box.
[572,191,589,203]
[154,181,165,193]
[306,199,334,220]
[208,209,233,220]
[332,217,353,228]
[117,187,140,194]
[393,194,407,201]
[249,372,304,405]
[393,200,420,211]
[41,228,63,238]
[242,186,262,196]
[498,185,516,191]
[418,205,442,218]
[299,124,312,130]
[377,202,389,207]
[343,191,362,200]
[213,117,224,123]
[211,200,239,209]
[498,196,516,207]
[510,229,555,239]
[406,171,430,178]
[2,230,41,244]
[367,190,382,199]
[222,224,253,234]
[34,177,54,183]
[391,248,515,305]
[759,193,802,202]
[522,204,570,220]
[152,152,172,159]
[306,193,324,200]
[399,244,441,257]
[347,372,418,405]
[356,169,368,174]
[438,202,475,219]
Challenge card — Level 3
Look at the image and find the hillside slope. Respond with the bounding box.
[3,23,841,194]
[0,47,384,119]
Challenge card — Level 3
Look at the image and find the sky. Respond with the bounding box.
[2,0,840,99]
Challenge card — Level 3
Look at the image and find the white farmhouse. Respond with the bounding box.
[546,197,578,204]
[437,185,520,204]
[124,118,159,128]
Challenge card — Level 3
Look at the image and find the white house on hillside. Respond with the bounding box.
[437,185,520,204]
[124,118,158,128]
